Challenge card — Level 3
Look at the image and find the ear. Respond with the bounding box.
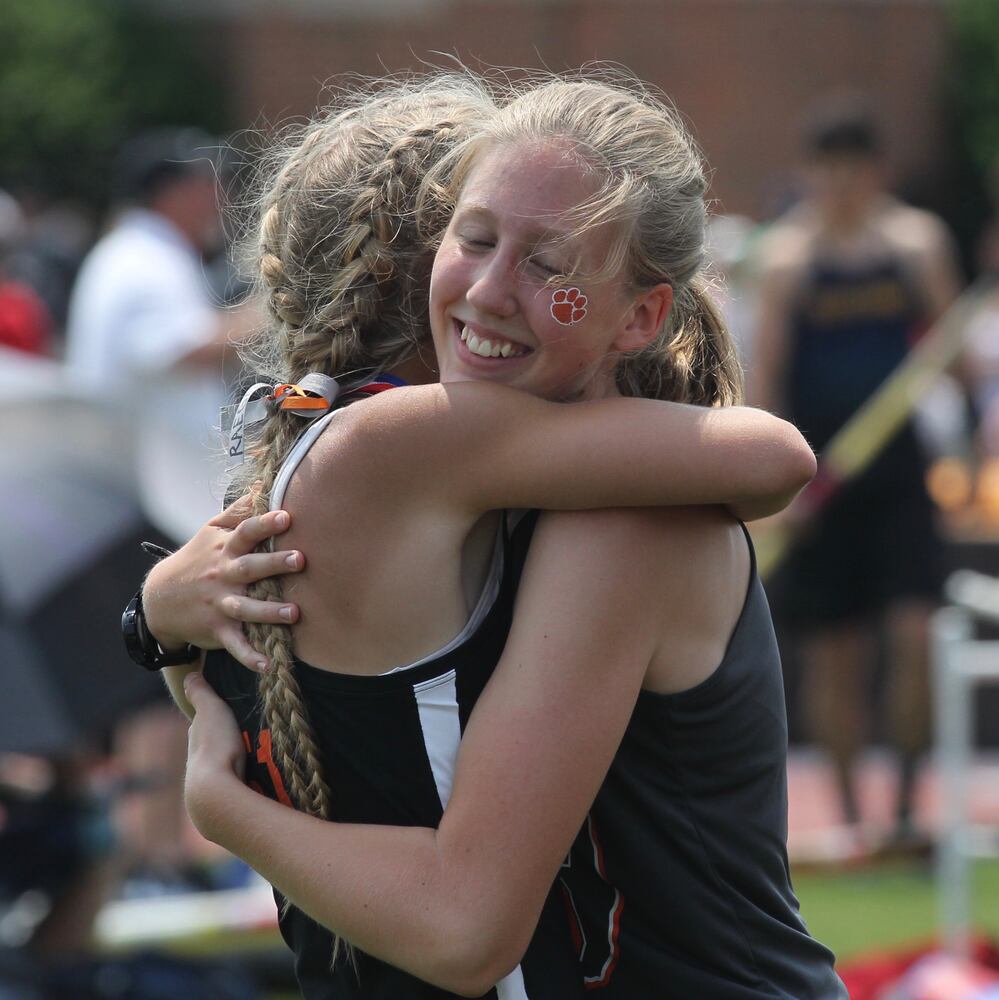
[612,283,673,353]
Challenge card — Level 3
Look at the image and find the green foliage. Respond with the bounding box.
[0,0,229,202]
[951,0,999,177]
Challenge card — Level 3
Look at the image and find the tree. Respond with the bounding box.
[951,0,999,177]
[0,0,229,203]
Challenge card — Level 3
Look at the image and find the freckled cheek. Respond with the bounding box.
[430,246,466,295]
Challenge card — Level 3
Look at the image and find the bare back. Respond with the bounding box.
[279,397,499,676]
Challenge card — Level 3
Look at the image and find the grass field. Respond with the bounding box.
[795,859,999,963]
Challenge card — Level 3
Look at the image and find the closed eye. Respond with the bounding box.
[527,254,563,277]
[457,232,495,252]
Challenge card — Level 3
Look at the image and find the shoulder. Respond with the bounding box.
[282,381,539,517]
[526,507,751,691]
[755,215,814,289]
[531,505,746,595]
[878,199,954,261]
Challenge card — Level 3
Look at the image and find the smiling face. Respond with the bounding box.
[429,139,668,402]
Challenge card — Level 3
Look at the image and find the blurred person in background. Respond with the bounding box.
[749,99,962,847]
[64,129,256,895]
[963,160,999,515]
[66,127,258,544]
[0,188,53,357]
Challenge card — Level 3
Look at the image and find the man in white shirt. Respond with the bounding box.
[67,129,257,543]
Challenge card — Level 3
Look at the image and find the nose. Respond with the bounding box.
[466,252,517,318]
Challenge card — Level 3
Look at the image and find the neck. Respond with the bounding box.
[572,355,622,402]
[386,350,438,386]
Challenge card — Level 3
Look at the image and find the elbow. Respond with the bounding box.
[775,419,817,495]
[421,916,530,998]
[730,418,816,523]
[431,955,524,999]
[791,431,818,492]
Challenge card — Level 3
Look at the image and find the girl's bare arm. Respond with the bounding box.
[147,381,810,679]
[185,506,738,994]
[351,381,815,520]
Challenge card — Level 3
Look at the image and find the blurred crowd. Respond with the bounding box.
[0,128,263,989]
[1,94,998,983]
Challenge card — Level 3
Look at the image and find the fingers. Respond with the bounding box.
[209,492,256,530]
[184,670,212,708]
[227,550,304,585]
[220,593,298,625]
[221,627,273,674]
[228,510,292,555]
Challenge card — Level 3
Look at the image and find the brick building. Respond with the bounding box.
[159,0,952,219]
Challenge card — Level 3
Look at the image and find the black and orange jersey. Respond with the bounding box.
[558,530,848,999]
[206,389,581,1000]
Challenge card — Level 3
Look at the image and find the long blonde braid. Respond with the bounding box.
[235,81,492,825]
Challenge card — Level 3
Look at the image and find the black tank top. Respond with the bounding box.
[787,255,925,452]
[206,398,580,1000]
[557,532,848,999]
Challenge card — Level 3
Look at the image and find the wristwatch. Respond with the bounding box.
[121,589,201,671]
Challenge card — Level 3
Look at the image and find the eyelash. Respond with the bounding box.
[457,233,563,277]
[459,234,494,250]
[530,256,562,277]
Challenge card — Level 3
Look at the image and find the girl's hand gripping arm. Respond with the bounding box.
[145,494,305,714]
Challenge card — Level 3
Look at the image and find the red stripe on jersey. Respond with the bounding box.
[559,882,585,957]
[355,380,400,396]
[583,813,624,989]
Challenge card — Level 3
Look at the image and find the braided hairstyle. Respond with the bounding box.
[428,73,743,408]
[230,79,493,957]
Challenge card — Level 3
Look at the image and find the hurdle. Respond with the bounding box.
[933,571,999,955]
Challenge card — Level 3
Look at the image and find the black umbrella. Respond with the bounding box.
[0,351,170,753]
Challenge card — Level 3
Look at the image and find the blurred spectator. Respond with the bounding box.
[965,294,999,459]
[63,129,256,893]
[748,98,962,844]
[0,188,53,356]
[65,127,257,545]
[0,279,51,356]
[3,190,95,343]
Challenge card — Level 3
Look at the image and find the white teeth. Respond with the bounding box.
[459,323,526,359]
[467,333,495,358]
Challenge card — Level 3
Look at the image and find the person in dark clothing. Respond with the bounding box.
[750,100,962,843]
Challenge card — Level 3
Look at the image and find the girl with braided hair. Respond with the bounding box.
[142,73,843,998]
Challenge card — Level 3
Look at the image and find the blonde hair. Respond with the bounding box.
[236,69,738,965]
[233,75,493,963]
[429,73,743,407]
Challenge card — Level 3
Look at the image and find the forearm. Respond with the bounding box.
[190,772,510,993]
[469,395,816,514]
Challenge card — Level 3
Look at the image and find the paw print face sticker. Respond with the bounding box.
[551,287,588,326]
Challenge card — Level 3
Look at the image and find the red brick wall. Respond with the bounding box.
[210,0,951,218]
